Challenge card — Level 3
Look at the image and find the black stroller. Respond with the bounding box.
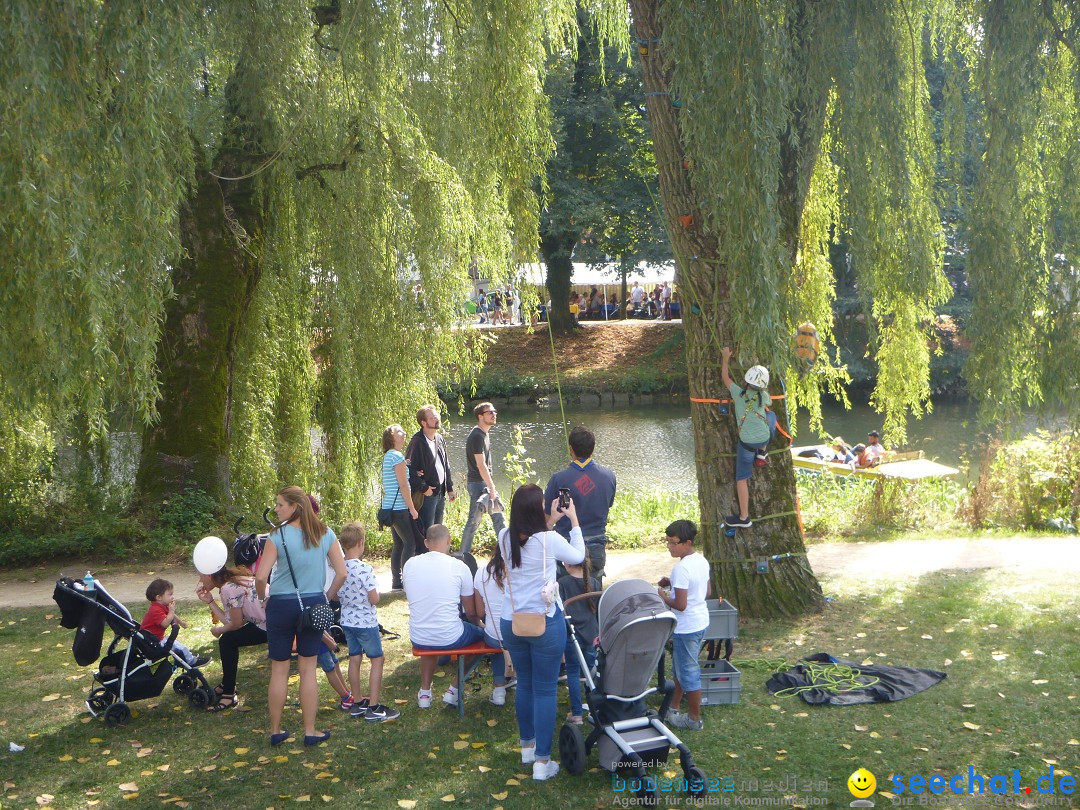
[558,578,708,805]
[53,575,216,727]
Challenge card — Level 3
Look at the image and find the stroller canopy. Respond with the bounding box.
[596,579,676,699]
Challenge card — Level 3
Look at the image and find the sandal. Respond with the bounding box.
[213,684,225,698]
[207,694,238,712]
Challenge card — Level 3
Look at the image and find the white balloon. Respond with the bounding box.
[193,536,229,575]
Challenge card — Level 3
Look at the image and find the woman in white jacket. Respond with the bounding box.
[498,483,584,781]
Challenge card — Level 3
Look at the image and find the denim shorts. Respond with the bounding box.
[343,625,384,659]
[671,629,706,692]
[265,594,327,661]
[317,645,338,673]
[411,622,485,651]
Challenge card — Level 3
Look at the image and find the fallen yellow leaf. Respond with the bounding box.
[41,694,61,702]
[274,755,289,763]
[397,801,418,809]
[486,719,498,727]
[963,722,981,730]
[471,742,486,749]
[234,747,250,755]
[478,765,492,772]
[505,778,520,786]
[118,783,138,792]
[491,792,509,800]
[58,754,73,761]
[452,741,469,750]
[106,759,120,766]
[440,795,456,802]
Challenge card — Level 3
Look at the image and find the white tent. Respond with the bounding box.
[520,261,674,287]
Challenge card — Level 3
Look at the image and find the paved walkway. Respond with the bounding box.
[2,535,1076,609]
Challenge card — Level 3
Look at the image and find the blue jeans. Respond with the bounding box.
[564,632,596,717]
[501,610,566,759]
[484,632,506,684]
[417,490,446,535]
[460,481,506,557]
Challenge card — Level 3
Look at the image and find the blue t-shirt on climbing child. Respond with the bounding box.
[729,382,772,445]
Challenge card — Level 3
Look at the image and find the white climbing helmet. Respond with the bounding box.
[744,365,770,390]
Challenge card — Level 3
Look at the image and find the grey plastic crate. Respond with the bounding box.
[703,598,738,640]
[699,658,741,705]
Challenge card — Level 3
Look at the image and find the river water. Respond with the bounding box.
[467,398,1048,495]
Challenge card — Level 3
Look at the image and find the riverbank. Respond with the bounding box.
[453,319,688,402]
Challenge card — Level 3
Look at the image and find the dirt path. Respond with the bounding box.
[2,535,1076,609]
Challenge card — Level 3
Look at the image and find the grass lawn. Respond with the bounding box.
[1,564,1076,809]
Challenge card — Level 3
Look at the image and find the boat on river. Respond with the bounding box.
[789,446,960,480]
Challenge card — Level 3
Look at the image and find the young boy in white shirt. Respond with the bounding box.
[657,519,711,730]
[337,522,399,722]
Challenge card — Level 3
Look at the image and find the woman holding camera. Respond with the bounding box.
[497,484,584,781]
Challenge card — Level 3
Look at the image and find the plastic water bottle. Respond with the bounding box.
[83,571,95,592]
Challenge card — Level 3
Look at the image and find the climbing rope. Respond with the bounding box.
[769,661,880,698]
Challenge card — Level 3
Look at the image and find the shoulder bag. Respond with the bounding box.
[377,456,406,529]
[279,531,335,632]
[502,529,548,637]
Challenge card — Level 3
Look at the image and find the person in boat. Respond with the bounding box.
[829,437,856,465]
[863,430,886,466]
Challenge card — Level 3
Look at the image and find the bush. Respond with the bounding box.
[797,473,965,538]
[964,430,1079,531]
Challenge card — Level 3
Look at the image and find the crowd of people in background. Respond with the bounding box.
[470,280,680,325]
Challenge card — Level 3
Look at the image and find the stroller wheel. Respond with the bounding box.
[87,687,113,714]
[104,702,131,728]
[558,723,587,775]
[188,686,212,709]
[173,674,195,695]
[685,766,708,798]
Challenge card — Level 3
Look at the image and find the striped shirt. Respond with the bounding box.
[381,449,407,510]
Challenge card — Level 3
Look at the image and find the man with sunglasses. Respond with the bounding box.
[460,402,505,556]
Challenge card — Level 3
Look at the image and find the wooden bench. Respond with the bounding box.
[412,641,503,718]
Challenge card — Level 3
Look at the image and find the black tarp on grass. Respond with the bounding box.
[765,653,947,705]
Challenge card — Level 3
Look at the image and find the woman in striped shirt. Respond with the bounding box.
[383,424,420,589]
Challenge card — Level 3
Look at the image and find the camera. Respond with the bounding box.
[558,487,571,509]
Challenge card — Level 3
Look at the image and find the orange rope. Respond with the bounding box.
[690,394,787,404]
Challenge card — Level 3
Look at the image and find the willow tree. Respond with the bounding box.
[1,1,574,521]
[610,1,955,617]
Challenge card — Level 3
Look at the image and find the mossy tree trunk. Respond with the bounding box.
[541,231,580,336]
[629,0,824,618]
[134,160,262,506]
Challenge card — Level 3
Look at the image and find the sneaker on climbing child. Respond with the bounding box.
[754,450,769,467]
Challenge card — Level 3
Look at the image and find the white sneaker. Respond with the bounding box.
[533,760,560,781]
[520,746,536,765]
[490,686,506,706]
[417,690,432,709]
[442,686,458,707]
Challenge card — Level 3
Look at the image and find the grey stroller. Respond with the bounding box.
[558,578,708,804]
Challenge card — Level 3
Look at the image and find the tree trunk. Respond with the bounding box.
[134,161,262,505]
[540,231,579,335]
[629,0,823,618]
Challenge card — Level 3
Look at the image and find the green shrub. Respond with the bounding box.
[965,430,1079,530]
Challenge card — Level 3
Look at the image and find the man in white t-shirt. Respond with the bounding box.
[657,519,710,730]
[630,281,645,311]
[403,524,485,708]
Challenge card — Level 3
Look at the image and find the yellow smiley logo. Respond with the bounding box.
[848,768,877,798]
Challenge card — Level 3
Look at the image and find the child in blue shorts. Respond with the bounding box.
[721,346,777,529]
[338,522,399,722]
[656,520,710,730]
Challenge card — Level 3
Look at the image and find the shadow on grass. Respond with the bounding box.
[0,567,1075,808]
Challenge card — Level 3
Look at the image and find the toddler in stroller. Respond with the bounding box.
[53,575,216,727]
[557,578,709,805]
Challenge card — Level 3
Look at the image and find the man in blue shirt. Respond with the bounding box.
[544,426,617,585]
